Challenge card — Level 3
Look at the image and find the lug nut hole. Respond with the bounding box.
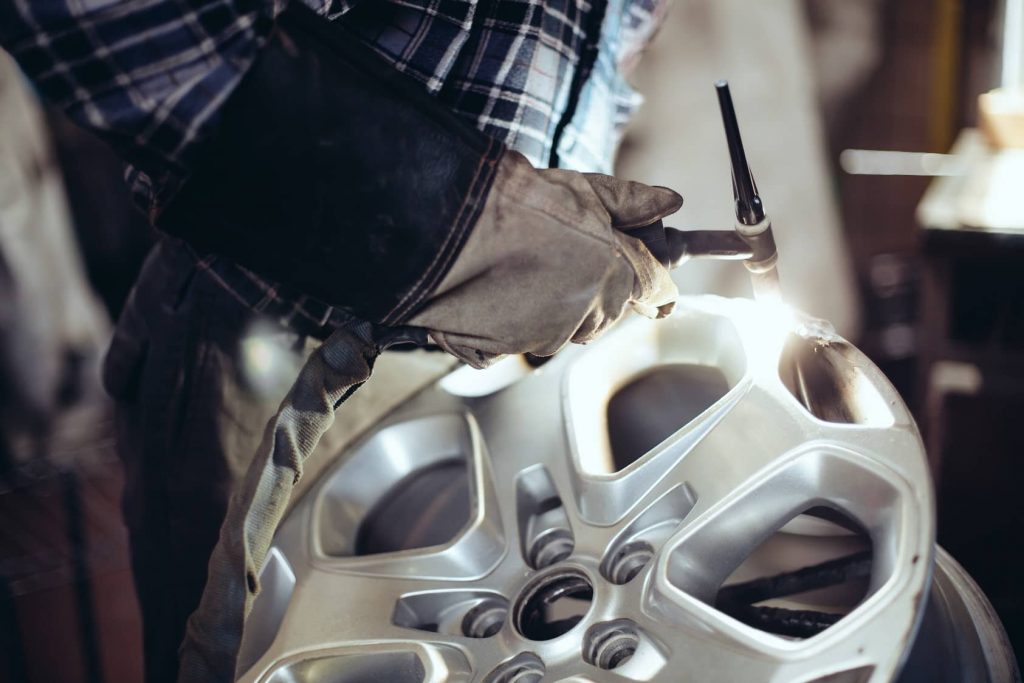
[461,598,508,638]
[484,653,545,683]
[528,527,574,569]
[606,540,654,584]
[584,620,640,670]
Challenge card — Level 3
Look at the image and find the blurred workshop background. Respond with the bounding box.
[1,0,1022,680]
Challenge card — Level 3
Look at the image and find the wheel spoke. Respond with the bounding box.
[309,413,507,581]
[238,634,475,683]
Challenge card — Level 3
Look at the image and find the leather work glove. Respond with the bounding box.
[408,151,681,368]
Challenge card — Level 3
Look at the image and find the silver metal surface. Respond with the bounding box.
[898,549,1020,683]
[237,296,935,683]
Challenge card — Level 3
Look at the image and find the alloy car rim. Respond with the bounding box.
[237,296,934,683]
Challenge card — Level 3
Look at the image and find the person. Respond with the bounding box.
[1,0,682,679]
[0,52,110,474]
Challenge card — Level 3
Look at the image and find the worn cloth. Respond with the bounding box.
[0,0,653,196]
[0,0,666,338]
[178,321,379,682]
[409,150,680,367]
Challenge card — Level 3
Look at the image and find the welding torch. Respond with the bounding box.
[632,81,781,299]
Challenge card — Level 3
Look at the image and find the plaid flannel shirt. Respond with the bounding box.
[1,0,666,337]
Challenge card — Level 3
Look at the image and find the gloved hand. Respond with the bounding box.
[408,151,681,368]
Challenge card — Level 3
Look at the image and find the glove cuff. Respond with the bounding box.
[156,4,504,324]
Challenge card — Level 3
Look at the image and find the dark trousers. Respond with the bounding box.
[102,241,294,683]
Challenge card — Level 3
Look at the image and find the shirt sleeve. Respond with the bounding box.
[0,0,282,200]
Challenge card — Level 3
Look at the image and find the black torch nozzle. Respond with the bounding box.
[714,80,780,299]
[715,80,764,227]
